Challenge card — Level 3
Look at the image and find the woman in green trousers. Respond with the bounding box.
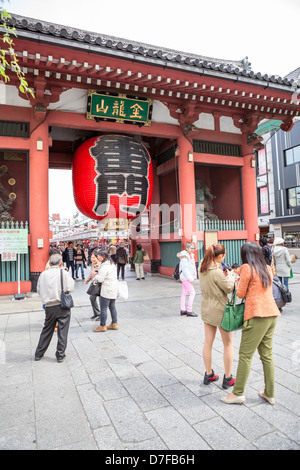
[221,242,280,405]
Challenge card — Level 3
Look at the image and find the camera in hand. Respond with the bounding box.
[222,263,231,271]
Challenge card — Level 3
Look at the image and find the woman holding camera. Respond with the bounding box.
[199,244,236,389]
[84,250,101,320]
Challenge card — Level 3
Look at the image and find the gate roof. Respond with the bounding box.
[2,13,300,128]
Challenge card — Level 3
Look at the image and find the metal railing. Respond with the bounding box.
[197,219,245,231]
[198,238,246,266]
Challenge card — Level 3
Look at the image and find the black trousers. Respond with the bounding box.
[35,304,71,360]
[117,263,125,280]
[66,260,75,278]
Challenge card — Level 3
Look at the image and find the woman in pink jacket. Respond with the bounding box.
[177,241,198,317]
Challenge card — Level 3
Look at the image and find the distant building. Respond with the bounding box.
[255,120,282,238]
[268,119,300,255]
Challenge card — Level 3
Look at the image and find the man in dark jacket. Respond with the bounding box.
[74,244,86,279]
[64,241,76,279]
[259,237,272,266]
[116,243,127,280]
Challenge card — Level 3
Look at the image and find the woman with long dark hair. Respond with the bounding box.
[221,242,280,405]
[199,244,236,389]
[93,250,119,332]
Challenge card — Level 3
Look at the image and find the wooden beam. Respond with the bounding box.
[47,109,181,138]
[35,53,41,66]
[78,62,89,73]
[49,152,73,169]
[22,51,28,64]
[46,55,53,67]
[67,60,77,71]
[57,58,65,70]
[0,135,30,150]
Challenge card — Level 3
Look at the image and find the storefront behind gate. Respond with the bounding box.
[1,13,300,294]
[268,120,300,256]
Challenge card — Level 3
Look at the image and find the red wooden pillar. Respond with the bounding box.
[241,153,259,242]
[177,134,197,250]
[29,109,49,276]
[149,159,161,263]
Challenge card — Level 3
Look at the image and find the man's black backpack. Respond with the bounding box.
[273,278,292,303]
[173,263,182,280]
[262,244,272,265]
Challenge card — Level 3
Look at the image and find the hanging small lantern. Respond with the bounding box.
[72,135,153,220]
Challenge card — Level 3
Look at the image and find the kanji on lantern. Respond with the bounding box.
[72,135,153,220]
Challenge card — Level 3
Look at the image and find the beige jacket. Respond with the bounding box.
[37,266,75,307]
[198,262,235,327]
[94,260,118,299]
[85,261,101,283]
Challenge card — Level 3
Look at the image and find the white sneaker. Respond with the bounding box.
[221,395,245,404]
[259,391,275,405]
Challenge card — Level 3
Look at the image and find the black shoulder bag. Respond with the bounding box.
[87,281,101,296]
[60,269,74,309]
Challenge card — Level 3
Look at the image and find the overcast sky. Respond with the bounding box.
[49,170,75,219]
[9,0,300,77]
[6,0,300,217]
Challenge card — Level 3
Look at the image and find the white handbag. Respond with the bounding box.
[118,280,129,299]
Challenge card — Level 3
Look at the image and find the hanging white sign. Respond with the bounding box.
[0,229,28,254]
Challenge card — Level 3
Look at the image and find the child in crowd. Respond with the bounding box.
[231,263,240,281]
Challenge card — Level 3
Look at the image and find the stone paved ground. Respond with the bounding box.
[0,264,299,450]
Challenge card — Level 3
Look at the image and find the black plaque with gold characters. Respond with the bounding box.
[87,90,153,126]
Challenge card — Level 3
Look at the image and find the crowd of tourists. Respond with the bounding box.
[35,235,293,406]
[34,240,147,355]
[48,240,131,281]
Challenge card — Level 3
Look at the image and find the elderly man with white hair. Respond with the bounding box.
[35,253,75,363]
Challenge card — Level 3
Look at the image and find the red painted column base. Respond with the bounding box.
[0,281,32,296]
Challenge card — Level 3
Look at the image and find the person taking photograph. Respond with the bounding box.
[93,250,119,332]
[84,250,101,320]
[199,244,236,389]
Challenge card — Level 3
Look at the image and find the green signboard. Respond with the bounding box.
[87,91,152,126]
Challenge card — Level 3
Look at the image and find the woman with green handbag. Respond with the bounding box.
[221,242,280,405]
[199,244,236,390]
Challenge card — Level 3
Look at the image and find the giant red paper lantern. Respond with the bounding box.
[72,135,153,220]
